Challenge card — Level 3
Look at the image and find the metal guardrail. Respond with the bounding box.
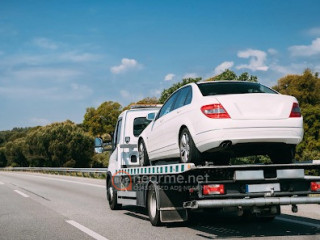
[0,167,108,174]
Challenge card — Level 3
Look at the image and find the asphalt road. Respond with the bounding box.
[1,172,320,240]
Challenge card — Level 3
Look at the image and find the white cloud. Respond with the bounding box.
[183,73,198,79]
[110,58,142,74]
[8,67,82,81]
[270,63,309,75]
[267,48,278,55]
[33,37,58,50]
[306,27,320,36]
[289,38,320,57]
[236,49,268,71]
[120,90,131,98]
[0,83,92,100]
[164,73,175,81]
[59,51,102,62]
[214,61,234,75]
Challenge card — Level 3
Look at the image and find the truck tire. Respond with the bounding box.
[138,140,150,166]
[179,128,201,164]
[269,145,295,164]
[107,176,122,210]
[147,184,161,226]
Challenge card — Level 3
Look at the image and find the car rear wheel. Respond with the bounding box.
[179,128,201,164]
[138,140,150,166]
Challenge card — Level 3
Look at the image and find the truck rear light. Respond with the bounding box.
[289,103,301,118]
[311,182,320,192]
[201,104,230,119]
[203,184,225,195]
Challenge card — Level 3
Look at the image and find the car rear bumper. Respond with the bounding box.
[194,127,303,153]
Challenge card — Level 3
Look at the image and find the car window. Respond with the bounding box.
[173,86,192,110]
[197,82,277,96]
[157,91,179,119]
[133,117,151,137]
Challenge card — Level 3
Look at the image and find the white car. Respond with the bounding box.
[138,81,303,165]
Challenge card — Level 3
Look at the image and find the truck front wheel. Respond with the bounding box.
[147,184,161,226]
[107,176,122,210]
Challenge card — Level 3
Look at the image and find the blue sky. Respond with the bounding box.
[1,0,320,130]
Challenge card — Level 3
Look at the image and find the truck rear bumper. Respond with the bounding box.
[183,197,320,209]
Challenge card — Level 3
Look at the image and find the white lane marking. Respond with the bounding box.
[14,190,29,198]
[277,216,320,228]
[9,174,105,189]
[0,181,4,185]
[66,220,109,240]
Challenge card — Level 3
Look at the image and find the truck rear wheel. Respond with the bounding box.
[179,128,201,164]
[107,176,122,210]
[147,184,161,226]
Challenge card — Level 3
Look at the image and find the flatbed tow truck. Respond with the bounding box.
[95,106,320,226]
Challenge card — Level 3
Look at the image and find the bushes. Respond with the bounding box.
[1,121,94,167]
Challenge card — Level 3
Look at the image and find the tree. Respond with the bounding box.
[273,69,320,106]
[159,78,202,103]
[206,69,258,82]
[25,121,94,167]
[83,101,122,136]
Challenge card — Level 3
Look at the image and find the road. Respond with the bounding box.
[0,171,320,240]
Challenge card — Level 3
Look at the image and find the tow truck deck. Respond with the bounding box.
[113,161,320,224]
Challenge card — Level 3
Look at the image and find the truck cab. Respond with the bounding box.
[103,106,161,175]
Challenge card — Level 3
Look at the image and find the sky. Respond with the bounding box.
[1,0,320,131]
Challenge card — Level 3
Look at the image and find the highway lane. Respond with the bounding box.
[0,172,320,240]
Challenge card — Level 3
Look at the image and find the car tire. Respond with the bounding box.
[107,176,122,210]
[147,184,161,226]
[138,139,150,166]
[179,128,201,164]
[269,145,295,164]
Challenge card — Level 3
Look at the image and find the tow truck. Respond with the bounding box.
[95,106,320,226]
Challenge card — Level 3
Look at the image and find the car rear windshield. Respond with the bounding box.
[197,82,277,96]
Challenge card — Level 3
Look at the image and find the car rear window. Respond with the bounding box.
[197,82,277,96]
[133,117,152,137]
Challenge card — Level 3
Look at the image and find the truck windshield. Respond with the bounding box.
[197,82,277,96]
[133,117,151,137]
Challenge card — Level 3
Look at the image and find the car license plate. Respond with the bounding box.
[246,183,280,193]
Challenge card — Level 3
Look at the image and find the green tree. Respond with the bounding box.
[0,148,7,167]
[273,69,320,106]
[24,121,94,167]
[206,69,258,82]
[83,101,122,136]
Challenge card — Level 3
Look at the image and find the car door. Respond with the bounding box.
[169,86,193,153]
[147,90,180,159]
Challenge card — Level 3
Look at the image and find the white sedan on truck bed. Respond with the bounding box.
[138,81,303,166]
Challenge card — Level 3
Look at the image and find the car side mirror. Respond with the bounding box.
[147,112,156,121]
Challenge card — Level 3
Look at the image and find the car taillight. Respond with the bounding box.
[203,184,225,195]
[311,182,320,192]
[201,104,230,119]
[289,103,301,118]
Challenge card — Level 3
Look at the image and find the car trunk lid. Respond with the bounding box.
[212,93,295,120]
